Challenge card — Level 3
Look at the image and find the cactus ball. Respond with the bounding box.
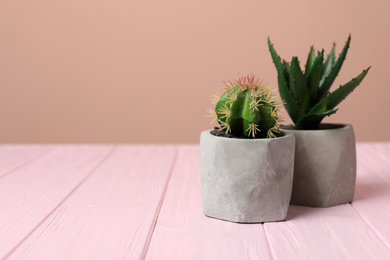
[208,74,283,138]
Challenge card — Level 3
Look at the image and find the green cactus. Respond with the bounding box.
[208,74,282,138]
[268,35,370,130]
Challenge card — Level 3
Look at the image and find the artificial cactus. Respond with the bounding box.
[268,35,370,130]
[208,74,282,138]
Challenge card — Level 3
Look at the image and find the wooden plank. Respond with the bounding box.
[264,143,390,259]
[0,145,114,259]
[359,142,390,163]
[264,144,390,259]
[265,204,390,259]
[350,143,390,249]
[146,146,272,260]
[0,145,54,178]
[6,146,177,260]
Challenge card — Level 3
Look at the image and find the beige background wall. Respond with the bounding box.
[1,0,389,143]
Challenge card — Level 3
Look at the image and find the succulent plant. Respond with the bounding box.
[268,35,370,130]
[208,74,282,138]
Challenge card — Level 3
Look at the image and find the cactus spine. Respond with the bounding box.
[209,74,282,138]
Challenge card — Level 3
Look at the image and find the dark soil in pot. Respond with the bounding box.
[281,123,345,131]
[210,127,285,139]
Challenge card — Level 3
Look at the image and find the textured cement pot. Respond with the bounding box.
[282,124,356,207]
[200,130,295,223]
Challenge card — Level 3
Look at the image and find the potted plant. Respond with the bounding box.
[268,35,370,207]
[200,74,295,223]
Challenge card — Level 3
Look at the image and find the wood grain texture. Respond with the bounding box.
[0,145,54,178]
[265,143,390,259]
[264,204,390,259]
[7,146,177,260]
[146,146,272,260]
[0,145,113,259]
[351,143,390,249]
[264,144,390,259]
[1,144,390,259]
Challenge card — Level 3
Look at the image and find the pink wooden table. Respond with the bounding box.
[0,144,390,259]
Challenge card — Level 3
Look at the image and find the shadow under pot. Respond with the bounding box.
[281,123,356,207]
[200,130,295,223]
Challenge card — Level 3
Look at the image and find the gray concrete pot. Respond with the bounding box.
[200,130,295,223]
[282,124,356,207]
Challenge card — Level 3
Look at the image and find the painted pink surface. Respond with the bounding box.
[0,145,53,178]
[0,144,390,259]
[265,205,390,259]
[146,146,272,260]
[263,143,390,260]
[0,146,113,259]
[351,143,390,248]
[6,146,176,259]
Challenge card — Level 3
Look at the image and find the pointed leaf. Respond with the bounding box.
[304,47,316,76]
[290,57,311,112]
[268,37,289,87]
[310,67,370,114]
[277,71,304,125]
[306,50,324,102]
[320,43,336,86]
[319,35,351,97]
[283,59,291,75]
[268,38,304,124]
[325,67,370,110]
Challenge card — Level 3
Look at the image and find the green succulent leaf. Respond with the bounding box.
[269,35,370,130]
[289,57,311,112]
[310,67,370,114]
[306,50,324,103]
[295,109,338,130]
[268,37,305,124]
[277,72,304,125]
[320,43,336,85]
[304,47,316,77]
[319,35,351,98]
[268,37,289,87]
[282,59,291,75]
